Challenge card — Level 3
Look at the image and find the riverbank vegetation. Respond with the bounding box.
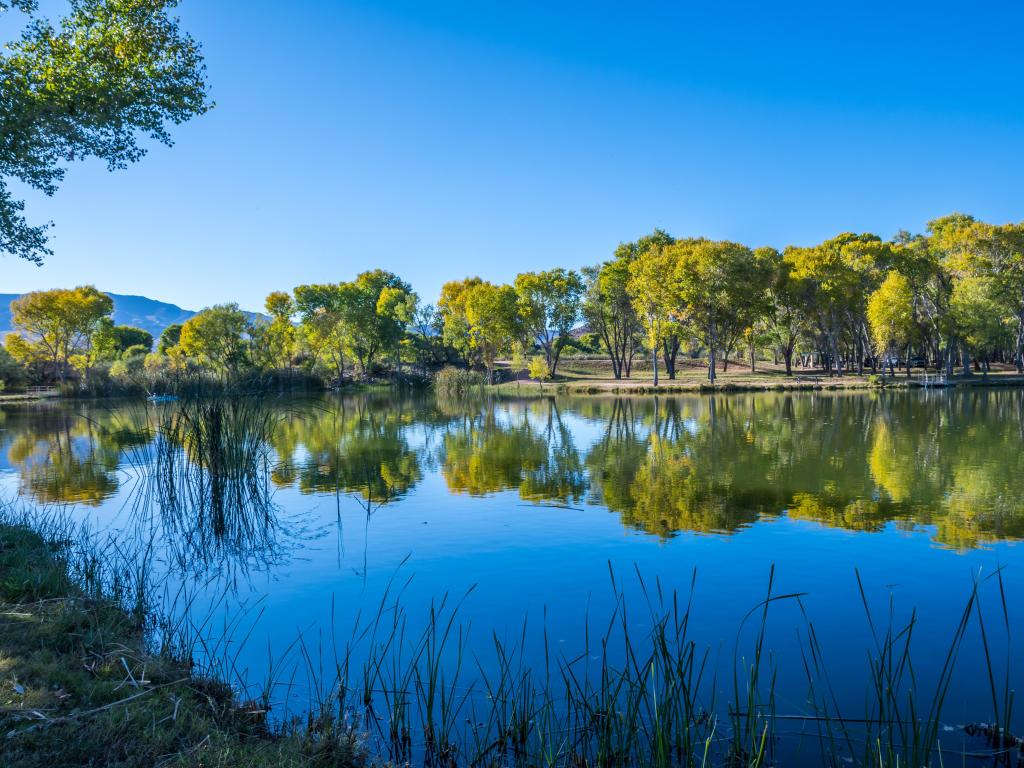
[0,517,366,767]
[5,213,1024,396]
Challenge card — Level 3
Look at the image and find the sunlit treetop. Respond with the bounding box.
[0,0,211,263]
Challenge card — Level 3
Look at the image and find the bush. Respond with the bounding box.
[528,355,550,382]
[434,366,486,397]
[0,346,26,390]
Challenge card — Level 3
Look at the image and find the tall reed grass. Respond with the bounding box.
[434,367,487,399]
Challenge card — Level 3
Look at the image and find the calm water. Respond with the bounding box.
[1,388,1022,753]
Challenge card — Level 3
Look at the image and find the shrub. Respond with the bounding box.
[0,346,26,390]
[528,355,550,382]
[434,366,486,397]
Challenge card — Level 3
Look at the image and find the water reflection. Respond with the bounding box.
[440,401,585,503]
[270,396,422,502]
[1,405,149,505]
[2,390,1024,551]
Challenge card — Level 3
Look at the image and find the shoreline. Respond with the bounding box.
[492,372,1024,397]
[4,372,1024,406]
[0,523,366,768]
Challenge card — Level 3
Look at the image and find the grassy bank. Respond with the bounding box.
[0,524,365,768]
[491,357,1024,396]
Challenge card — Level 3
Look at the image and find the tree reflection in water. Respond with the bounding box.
[2,389,1024,553]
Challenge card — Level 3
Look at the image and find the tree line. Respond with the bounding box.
[441,211,1024,385]
[3,213,1024,393]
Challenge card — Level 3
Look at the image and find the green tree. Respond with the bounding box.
[0,345,26,389]
[950,276,1011,375]
[409,302,439,375]
[757,246,808,375]
[178,303,248,376]
[627,243,681,386]
[345,270,414,374]
[673,240,763,383]
[437,276,484,365]
[8,285,113,382]
[157,323,184,354]
[514,268,584,378]
[979,223,1024,372]
[925,214,992,375]
[1,0,211,262]
[867,271,915,376]
[294,282,353,381]
[262,290,296,370]
[92,320,153,361]
[786,233,890,376]
[582,258,641,379]
[464,282,520,384]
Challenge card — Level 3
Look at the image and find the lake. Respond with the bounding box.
[1,388,1021,764]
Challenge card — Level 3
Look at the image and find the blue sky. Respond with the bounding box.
[4,0,1024,312]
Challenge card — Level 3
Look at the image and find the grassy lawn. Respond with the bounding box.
[493,356,1024,395]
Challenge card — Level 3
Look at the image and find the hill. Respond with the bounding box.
[0,293,264,341]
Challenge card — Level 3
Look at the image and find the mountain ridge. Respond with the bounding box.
[0,292,264,340]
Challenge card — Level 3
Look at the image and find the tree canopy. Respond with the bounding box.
[1,0,211,262]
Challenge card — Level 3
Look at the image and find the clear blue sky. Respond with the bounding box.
[4,0,1024,312]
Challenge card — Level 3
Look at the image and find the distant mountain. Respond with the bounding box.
[0,292,266,341]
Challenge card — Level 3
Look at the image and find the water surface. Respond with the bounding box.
[1,388,1021,756]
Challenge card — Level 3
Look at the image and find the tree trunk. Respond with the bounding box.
[662,336,679,380]
[651,343,659,387]
[749,339,756,372]
[549,342,563,379]
[708,322,717,383]
[1016,317,1024,373]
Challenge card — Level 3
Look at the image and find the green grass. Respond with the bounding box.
[0,523,366,768]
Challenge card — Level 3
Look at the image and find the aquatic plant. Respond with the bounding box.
[148,397,283,572]
[434,366,487,398]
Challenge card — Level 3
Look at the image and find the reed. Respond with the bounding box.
[149,396,283,571]
[434,366,487,399]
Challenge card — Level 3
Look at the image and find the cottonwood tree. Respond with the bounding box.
[582,259,640,379]
[463,282,520,384]
[514,268,584,379]
[91,320,153,361]
[437,277,484,367]
[178,303,248,377]
[408,302,439,375]
[757,246,808,375]
[158,323,183,353]
[867,271,915,376]
[261,291,297,370]
[627,244,681,387]
[786,234,889,376]
[344,270,413,374]
[1,0,211,262]
[950,276,1011,375]
[7,285,112,382]
[294,283,355,382]
[673,240,761,383]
